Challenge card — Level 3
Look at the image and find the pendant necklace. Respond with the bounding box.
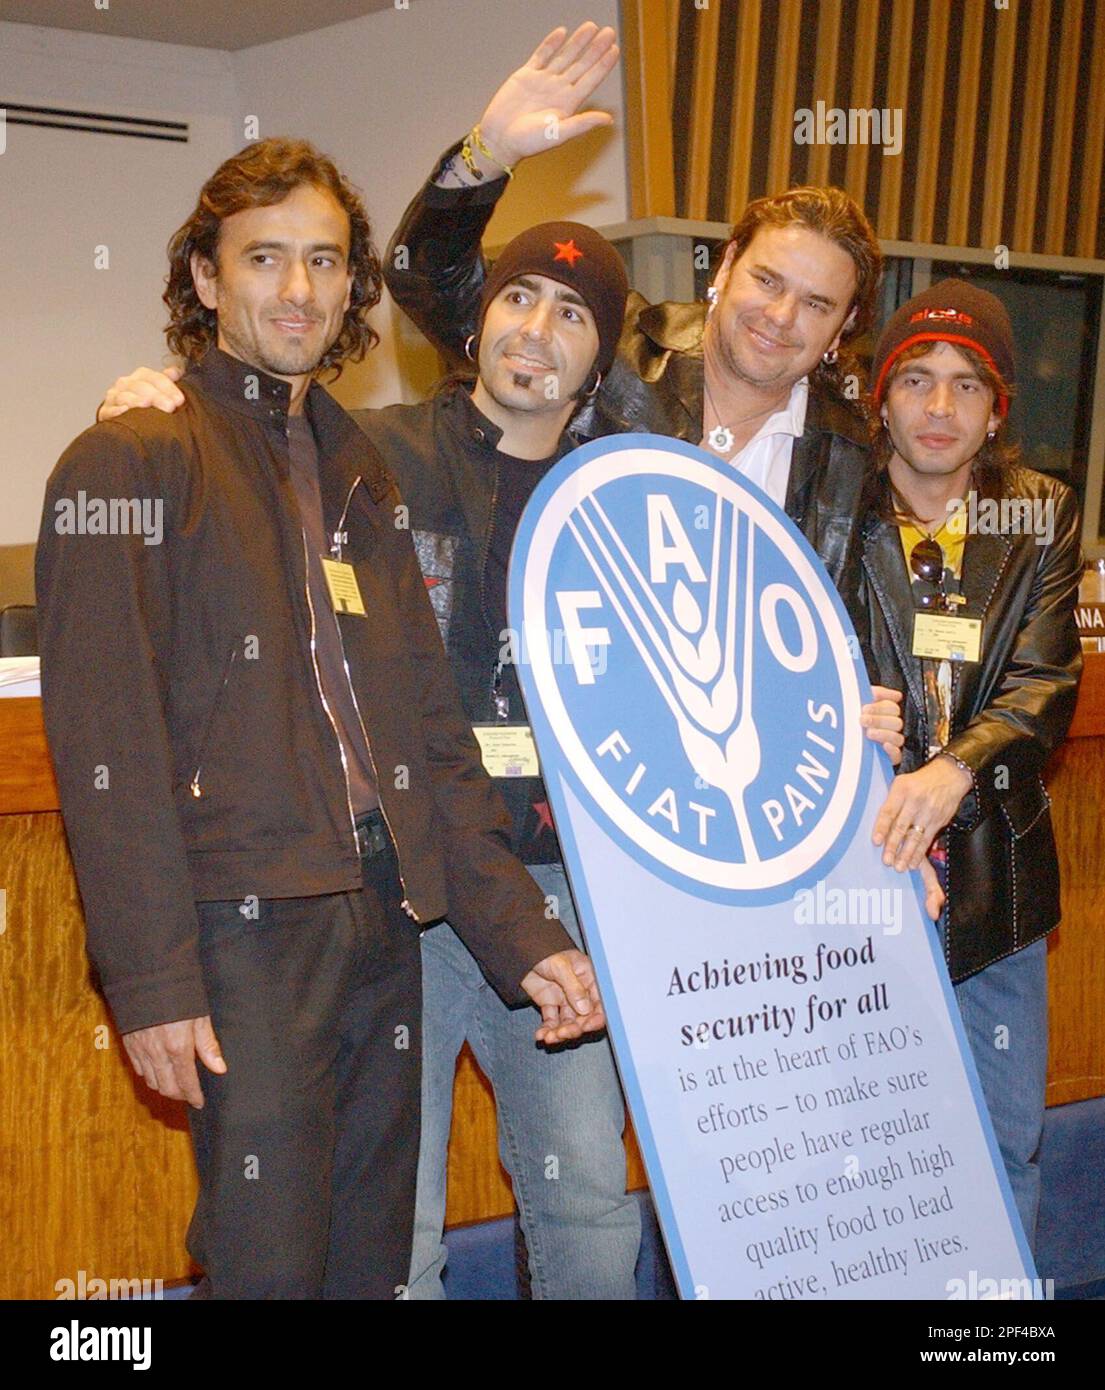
[701,372,776,459]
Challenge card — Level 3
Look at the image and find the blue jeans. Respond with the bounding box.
[407,862,641,1299]
[949,937,1048,1251]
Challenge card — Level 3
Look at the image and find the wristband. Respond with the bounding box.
[468,124,514,180]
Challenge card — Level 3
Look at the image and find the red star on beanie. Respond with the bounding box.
[553,238,584,268]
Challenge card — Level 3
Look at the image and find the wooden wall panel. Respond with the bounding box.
[979,0,1019,250]
[1045,686,1105,1104]
[843,0,880,219]
[629,0,1104,254]
[911,0,950,243]
[1076,13,1105,257]
[620,0,676,219]
[0,812,199,1300]
[766,0,803,197]
[876,0,914,239]
[1044,0,1085,253]
[685,0,722,219]
[726,0,763,223]
[946,0,986,247]
[0,697,58,814]
[806,0,843,190]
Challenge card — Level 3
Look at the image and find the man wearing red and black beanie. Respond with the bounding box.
[860,278,1083,1251]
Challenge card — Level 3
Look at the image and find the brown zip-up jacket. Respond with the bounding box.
[35,348,571,1034]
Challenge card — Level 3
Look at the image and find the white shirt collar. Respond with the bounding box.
[741,376,809,451]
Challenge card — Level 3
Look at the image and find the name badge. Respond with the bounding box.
[473,724,540,778]
[320,558,366,616]
[912,611,982,663]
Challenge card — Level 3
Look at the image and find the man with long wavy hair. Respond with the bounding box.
[35,138,605,1299]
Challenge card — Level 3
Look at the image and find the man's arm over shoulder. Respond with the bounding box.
[35,421,206,1035]
[944,478,1083,825]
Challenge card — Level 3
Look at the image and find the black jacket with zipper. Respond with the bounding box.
[382,144,875,671]
[35,348,572,1035]
[858,467,1083,982]
[351,379,570,863]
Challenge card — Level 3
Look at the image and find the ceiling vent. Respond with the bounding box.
[1,102,187,143]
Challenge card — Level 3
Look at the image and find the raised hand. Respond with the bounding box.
[477,22,620,170]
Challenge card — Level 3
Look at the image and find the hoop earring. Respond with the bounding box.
[822,347,839,365]
[585,371,603,399]
[464,334,477,362]
[987,430,996,439]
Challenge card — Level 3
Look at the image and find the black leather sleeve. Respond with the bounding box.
[384,141,507,366]
[943,481,1084,825]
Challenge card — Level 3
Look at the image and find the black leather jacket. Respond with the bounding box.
[36,349,572,1033]
[859,468,1083,981]
[384,149,874,670]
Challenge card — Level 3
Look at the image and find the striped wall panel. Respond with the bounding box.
[631,0,1104,257]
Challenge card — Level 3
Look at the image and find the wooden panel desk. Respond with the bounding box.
[2,659,1103,1296]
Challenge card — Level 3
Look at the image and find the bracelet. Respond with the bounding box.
[469,124,514,180]
[459,131,485,181]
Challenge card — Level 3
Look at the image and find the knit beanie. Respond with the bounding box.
[479,221,629,377]
[871,278,1015,416]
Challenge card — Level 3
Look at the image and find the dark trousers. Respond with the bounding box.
[186,836,422,1298]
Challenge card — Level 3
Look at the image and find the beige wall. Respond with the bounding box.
[0,3,627,550]
[0,23,238,548]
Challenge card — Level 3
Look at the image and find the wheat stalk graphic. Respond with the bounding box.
[567,491,762,862]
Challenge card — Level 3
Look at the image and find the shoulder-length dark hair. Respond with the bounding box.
[164,137,381,379]
[865,340,1019,524]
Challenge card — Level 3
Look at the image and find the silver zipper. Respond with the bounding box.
[333,477,419,922]
[189,645,239,798]
[477,453,502,636]
[301,527,360,849]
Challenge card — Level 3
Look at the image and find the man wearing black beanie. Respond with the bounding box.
[860,279,1083,1250]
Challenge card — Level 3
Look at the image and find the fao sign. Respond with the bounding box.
[514,436,869,899]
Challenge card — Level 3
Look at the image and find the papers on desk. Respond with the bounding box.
[0,657,41,698]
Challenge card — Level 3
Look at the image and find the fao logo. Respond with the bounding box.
[515,438,868,897]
